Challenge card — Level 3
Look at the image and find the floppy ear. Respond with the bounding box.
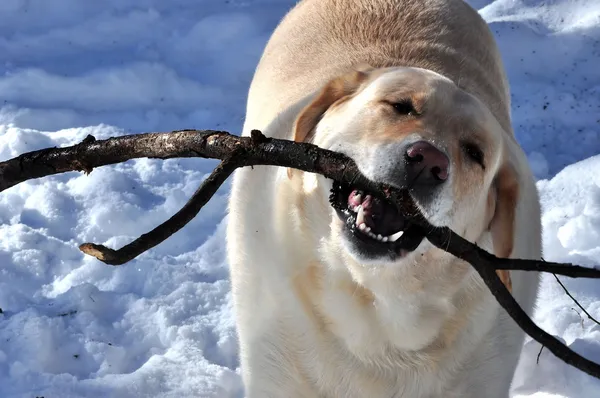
[293,68,371,143]
[489,162,519,293]
[287,66,372,178]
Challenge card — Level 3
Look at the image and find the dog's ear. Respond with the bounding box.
[293,67,372,143]
[287,66,372,179]
[488,162,519,293]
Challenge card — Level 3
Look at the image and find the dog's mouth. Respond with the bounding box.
[329,182,426,260]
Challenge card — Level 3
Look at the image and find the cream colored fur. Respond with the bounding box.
[226,0,541,397]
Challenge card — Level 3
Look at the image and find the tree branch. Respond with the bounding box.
[552,272,600,327]
[2,129,596,277]
[2,129,600,379]
[79,155,241,265]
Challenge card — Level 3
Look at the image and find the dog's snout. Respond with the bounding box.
[404,141,449,185]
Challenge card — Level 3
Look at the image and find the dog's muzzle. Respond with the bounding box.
[328,140,449,261]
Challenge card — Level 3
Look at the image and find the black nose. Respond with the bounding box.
[404,141,449,186]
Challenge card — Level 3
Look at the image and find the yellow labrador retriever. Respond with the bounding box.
[227,0,541,396]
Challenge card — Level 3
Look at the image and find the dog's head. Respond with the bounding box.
[289,66,519,285]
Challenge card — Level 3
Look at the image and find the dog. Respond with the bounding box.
[226,0,541,396]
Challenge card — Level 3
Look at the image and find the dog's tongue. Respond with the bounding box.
[348,190,406,235]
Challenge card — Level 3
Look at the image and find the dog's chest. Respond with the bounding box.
[287,276,461,397]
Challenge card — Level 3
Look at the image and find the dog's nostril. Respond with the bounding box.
[431,166,447,181]
[406,152,424,163]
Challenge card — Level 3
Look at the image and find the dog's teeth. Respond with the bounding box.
[365,226,371,233]
[356,205,365,226]
[359,223,367,231]
[355,194,362,203]
[382,236,389,242]
[377,234,383,240]
[388,230,404,242]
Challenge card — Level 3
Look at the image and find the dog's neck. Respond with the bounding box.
[289,246,500,398]
[319,246,492,358]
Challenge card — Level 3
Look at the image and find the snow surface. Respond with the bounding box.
[0,0,599,397]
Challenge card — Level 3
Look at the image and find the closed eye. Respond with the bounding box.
[391,99,418,116]
[461,141,485,169]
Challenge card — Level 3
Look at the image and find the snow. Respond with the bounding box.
[0,0,598,397]
[512,156,600,397]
